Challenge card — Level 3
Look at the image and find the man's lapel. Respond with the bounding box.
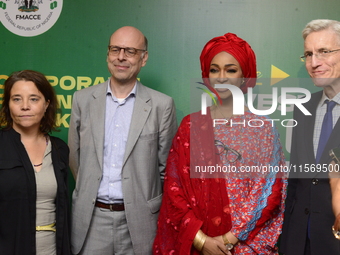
[123,82,151,167]
[304,91,322,164]
[90,82,107,170]
[320,106,340,164]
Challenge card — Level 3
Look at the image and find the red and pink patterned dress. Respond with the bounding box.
[153,110,287,255]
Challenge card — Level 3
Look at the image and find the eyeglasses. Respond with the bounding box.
[108,45,146,58]
[215,140,242,163]
[300,49,340,62]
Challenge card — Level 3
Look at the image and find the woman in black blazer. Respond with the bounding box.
[0,70,71,255]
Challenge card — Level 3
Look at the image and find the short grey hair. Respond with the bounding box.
[143,36,148,51]
[302,19,340,42]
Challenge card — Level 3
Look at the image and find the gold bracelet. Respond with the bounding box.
[193,230,207,251]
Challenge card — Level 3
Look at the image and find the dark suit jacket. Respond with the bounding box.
[0,128,71,255]
[280,90,340,255]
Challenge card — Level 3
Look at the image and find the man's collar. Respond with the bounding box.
[106,80,137,99]
[320,90,340,105]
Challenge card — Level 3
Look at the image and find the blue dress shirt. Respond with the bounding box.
[97,81,136,203]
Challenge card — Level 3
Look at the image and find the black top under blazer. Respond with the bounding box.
[0,128,71,255]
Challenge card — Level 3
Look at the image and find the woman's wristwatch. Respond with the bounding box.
[222,234,234,251]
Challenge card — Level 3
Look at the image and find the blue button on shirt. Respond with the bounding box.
[97,81,136,203]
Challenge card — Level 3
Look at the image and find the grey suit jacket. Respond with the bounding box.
[280,90,340,255]
[69,81,177,255]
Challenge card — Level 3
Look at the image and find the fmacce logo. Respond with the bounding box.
[0,0,62,37]
[199,84,312,128]
[16,0,41,12]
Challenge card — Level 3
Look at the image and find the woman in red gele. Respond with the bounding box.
[153,33,287,255]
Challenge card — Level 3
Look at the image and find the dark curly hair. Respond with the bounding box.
[0,70,59,134]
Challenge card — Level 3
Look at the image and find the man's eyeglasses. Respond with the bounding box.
[215,140,242,163]
[300,49,340,62]
[108,46,146,58]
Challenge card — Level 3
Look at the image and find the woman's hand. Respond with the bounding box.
[201,236,231,255]
[333,214,340,234]
[212,235,225,245]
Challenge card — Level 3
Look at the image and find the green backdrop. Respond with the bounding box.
[2,2,340,252]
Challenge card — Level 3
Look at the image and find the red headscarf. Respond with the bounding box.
[200,33,257,94]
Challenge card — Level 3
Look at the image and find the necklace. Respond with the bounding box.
[33,135,49,168]
[212,105,233,126]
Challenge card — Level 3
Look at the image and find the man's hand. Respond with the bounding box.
[329,155,340,239]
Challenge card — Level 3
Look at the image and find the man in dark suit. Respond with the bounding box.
[280,19,340,255]
[69,26,177,255]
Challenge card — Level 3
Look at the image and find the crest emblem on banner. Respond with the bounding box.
[15,0,42,12]
[0,0,63,37]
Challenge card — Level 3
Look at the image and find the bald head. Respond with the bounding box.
[107,26,149,88]
[109,26,148,51]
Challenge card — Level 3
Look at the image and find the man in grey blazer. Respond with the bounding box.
[280,19,340,255]
[69,26,177,255]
